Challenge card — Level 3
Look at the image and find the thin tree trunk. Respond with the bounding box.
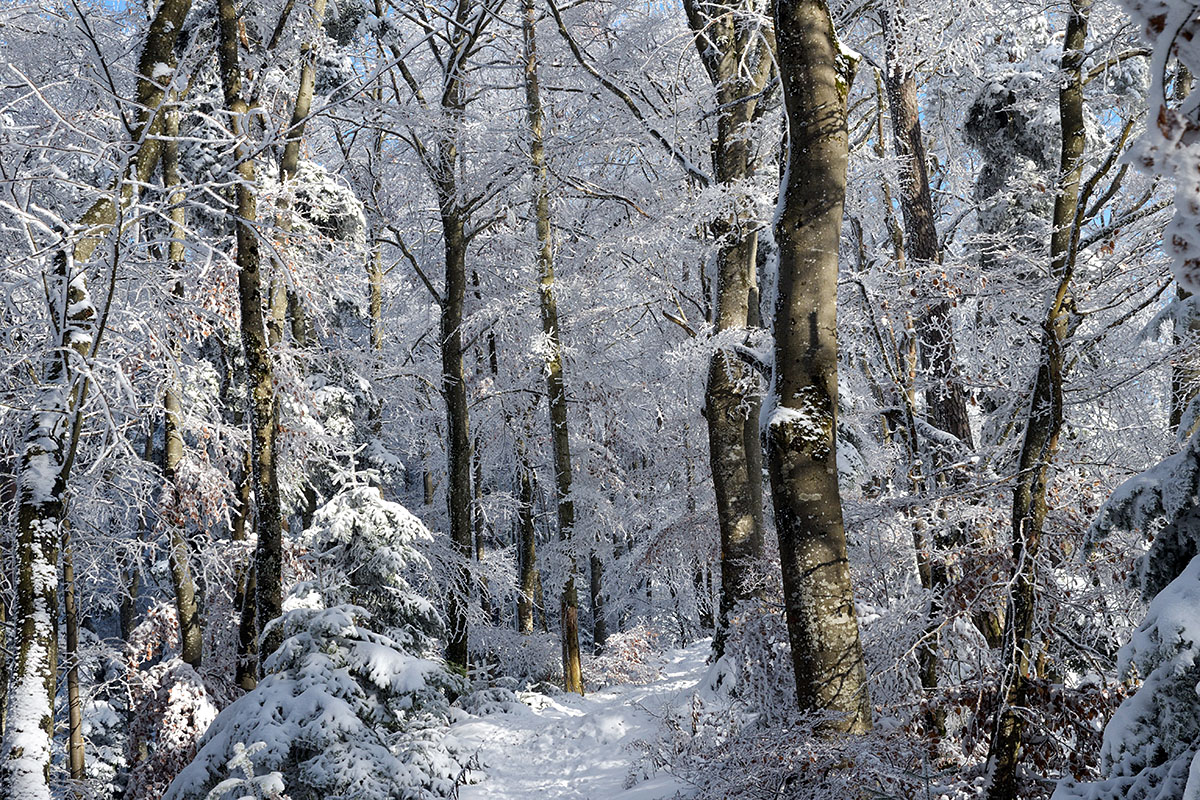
[217,0,285,669]
[119,428,154,643]
[271,0,328,350]
[473,443,493,623]
[522,0,585,688]
[986,4,1090,797]
[62,526,85,788]
[768,0,871,733]
[517,439,538,634]
[162,100,204,670]
[230,447,257,690]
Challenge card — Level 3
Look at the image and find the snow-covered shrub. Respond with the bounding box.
[167,486,464,800]
[300,483,440,650]
[586,624,670,689]
[470,626,562,687]
[126,659,219,800]
[629,691,924,800]
[708,596,795,725]
[1053,555,1200,800]
[200,742,289,800]
[165,605,465,800]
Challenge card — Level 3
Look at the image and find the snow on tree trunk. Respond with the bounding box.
[682,0,774,657]
[767,0,871,734]
[3,252,92,799]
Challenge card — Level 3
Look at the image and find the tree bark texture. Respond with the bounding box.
[217,0,285,669]
[62,527,85,788]
[522,0,587,687]
[683,0,774,656]
[986,4,1090,798]
[162,104,204,671]
[768,0,871,734]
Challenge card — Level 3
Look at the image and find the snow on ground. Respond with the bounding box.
[450,640,711,800]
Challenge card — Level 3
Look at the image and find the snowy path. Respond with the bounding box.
[450,641,711,800]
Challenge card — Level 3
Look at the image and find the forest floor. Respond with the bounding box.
[451,640,711,799]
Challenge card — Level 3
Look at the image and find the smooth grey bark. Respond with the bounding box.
[986,4,1091,798]
[682,0,774,656]
[768,0,871,733]
[522,0,585,688]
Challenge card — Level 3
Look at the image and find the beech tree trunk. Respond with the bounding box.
[217,0,285,669]
[439,205,474,671]
[768,0,871,733]
[986,4,1090,797]
[683,0,774,655]
[522,0,586,687]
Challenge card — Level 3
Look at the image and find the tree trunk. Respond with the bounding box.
[522,0,587,687]
[2,0,194,787]
[439,204,474,672]
[62,526,85,789]
[217,0,284,669]
[517,439,538,634]
[986,4,1090,798]
[271,0,328,350]
[683,0,774,656]
[230,446,257,690]
[4,251,90,799]
[880,7,973,450]
[162,101,204,671]
[768,0,871,734]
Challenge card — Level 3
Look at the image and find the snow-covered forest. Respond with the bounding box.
[4,0,1200,796]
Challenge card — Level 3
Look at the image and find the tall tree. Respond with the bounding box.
[682,0,775,655]
[1,0,194,793]
[376,0,502,671]
[986,3,1091,797]
[522,0,585,686]
[162,101,204,671]
[216,0,285,668]
[767,0,871,733]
